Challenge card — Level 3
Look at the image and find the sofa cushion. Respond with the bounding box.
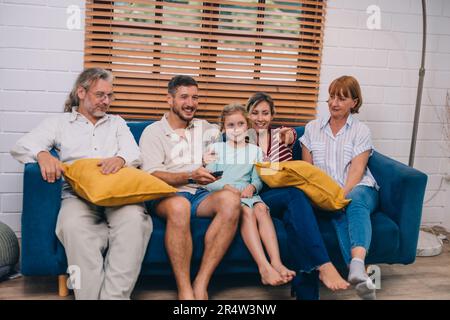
[256,161,350,211]
[192,217,288,263]
[143,215,170,265]
[142,210,399,273]
[142,215,288,267]
[128,121,153,142]
[62,158,177,206]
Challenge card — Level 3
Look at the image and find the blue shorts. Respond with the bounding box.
[146,188,211,218]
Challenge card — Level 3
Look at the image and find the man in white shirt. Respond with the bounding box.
[10,68,152,300]
[139,75,241,300]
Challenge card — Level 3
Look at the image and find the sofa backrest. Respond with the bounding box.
[127,121,305,160]
[128,121,153,142]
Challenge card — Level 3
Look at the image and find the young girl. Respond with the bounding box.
[204,103,296,286]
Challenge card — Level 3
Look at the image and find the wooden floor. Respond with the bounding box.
[1,240,449,300]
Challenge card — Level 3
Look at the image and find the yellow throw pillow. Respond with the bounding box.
[62,158,177,206]
[256,161,351,211]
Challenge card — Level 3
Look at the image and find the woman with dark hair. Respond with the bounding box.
[245,92,350,300]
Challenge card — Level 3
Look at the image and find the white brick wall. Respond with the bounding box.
[320,0,450,229]
[0,1,85,236]
[0,0,449,236]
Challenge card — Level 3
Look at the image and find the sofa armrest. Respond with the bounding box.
[368,151,428,264]
[21,162,63,275]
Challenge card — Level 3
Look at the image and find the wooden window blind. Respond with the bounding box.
[84,0,326,126]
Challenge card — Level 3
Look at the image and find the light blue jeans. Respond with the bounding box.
[332,185,379,265]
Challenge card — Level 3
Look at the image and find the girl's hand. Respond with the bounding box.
[241,184,256,198]
[279,127,295,146]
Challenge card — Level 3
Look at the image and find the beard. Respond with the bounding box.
[93,109,106,117]
[85,102,109,120]
[172,104,195,122]
[91,105,108,118]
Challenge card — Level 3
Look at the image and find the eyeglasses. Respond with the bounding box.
[90,91,115,102]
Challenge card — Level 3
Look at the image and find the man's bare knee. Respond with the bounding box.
[217,190,240,207]
[214,190,241,221]
[157,197,191,228]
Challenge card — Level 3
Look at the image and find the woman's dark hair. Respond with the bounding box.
[245,92,275,115]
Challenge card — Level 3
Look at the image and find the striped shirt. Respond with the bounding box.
[300,114,378,189]
[249,127,297,162]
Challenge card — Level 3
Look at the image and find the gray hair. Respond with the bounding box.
[64,68,113,112]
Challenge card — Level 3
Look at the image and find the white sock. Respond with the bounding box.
[348,258,368,284]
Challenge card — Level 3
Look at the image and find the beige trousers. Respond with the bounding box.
[55,197,152,300]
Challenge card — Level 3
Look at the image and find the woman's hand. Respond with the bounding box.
[279,127,295,146]
[241,184,256,198]
[98,156,125,174]
[343,187,351,198]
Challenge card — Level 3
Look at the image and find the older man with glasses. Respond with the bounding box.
[10,68,153,300]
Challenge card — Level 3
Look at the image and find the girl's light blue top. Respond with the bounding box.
[205,142,265,208]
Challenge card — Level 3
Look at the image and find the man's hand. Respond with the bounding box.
[191,167,217,185]
[279,127,295,146]
[97,157,125,175]
[241,184,256,198]
[37,151,64,183]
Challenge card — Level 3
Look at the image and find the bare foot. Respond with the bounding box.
[178,291,195,300]
[260,264,285,286]
[272,262,296,283]
[318,262,350,291]
[192,281,209,300]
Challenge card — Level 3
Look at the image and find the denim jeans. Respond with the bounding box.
[332,185,379,265]
[260,187,330,300]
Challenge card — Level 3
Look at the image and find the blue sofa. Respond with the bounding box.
[20,121,428,292]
